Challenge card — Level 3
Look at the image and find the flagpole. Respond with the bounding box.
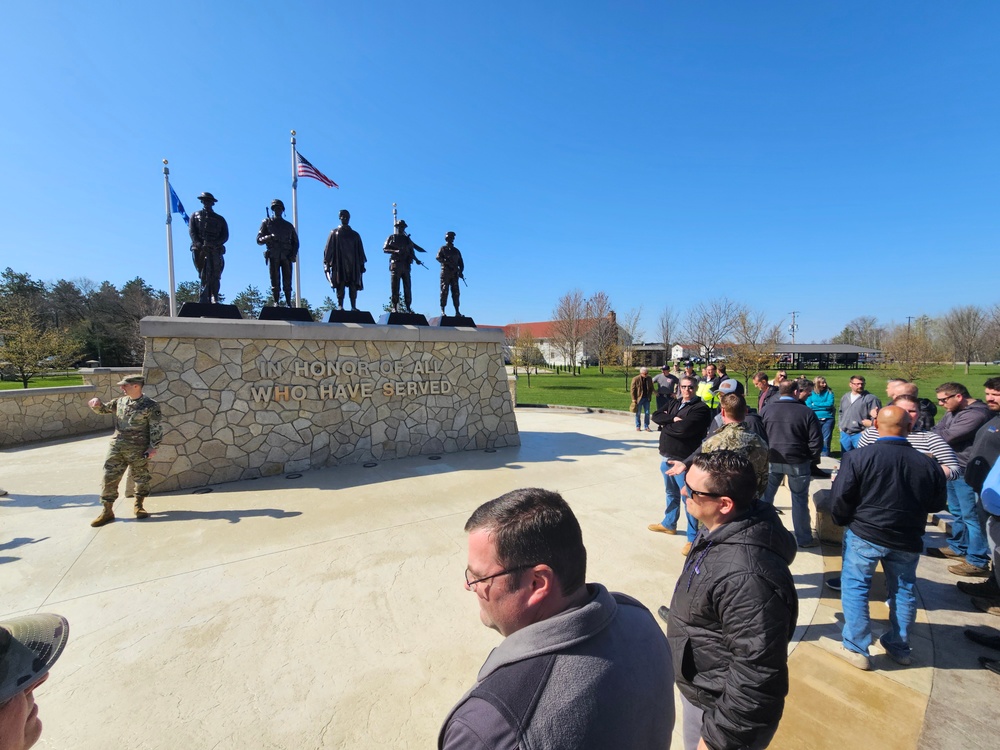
[162,159,177,317]
[290,129,301,308]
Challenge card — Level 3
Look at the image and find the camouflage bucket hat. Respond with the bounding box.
[117,375,145,386]
[0,613,69,703]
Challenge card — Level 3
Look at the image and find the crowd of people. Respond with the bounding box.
[8,366,1000,750]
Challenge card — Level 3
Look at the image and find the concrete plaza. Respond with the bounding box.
[2,408,997,748]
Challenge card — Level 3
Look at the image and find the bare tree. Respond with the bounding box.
[658,306,678,367]
[880,319,943,381]
[584,291,617,374]
[551,289,586,373]
[726,305,781,387]
[684,298,739,361]
[940,305,988,374]
[831,316,885,349]
[616,306,645,389]
[513,326,542,386]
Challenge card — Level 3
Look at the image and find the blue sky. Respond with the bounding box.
[1,2,997,343]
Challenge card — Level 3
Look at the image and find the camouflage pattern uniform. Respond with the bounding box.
[90,395,163,502]
[699,422,770,498]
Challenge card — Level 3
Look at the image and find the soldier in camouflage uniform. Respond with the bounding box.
[436,231,464,316]
[87,375,163,526]
[666,393,770,505]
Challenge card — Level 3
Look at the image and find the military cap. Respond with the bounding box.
[0,613,69,704]
[270,199,285,211]
[445,231,456,239]
[395,219,408,229]
[198,192,217,204]
[117,375,146,386]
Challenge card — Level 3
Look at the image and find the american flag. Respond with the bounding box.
[295,151,338,188]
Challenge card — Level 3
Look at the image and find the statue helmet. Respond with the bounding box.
[198,192,217,204]
[270,199,284,211]
[395,219,407,230]
[445,231,456,240]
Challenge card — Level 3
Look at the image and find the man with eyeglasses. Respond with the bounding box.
[649,376,713,551]
[666,451,797,750]
[838,376,881,453]
[441,488,675,749]
[933,382,993,577]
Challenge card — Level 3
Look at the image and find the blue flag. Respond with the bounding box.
[169,185,190,226]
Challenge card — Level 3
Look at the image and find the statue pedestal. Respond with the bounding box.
[178,302,242,319]
[378,312,429,326]
[429,315,476,328]
[327,309,376,325]
[259,306,314,322]
[137,316,519,492]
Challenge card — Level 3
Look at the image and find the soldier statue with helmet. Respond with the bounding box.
[256,198,299,307]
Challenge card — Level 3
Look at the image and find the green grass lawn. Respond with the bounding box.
[513,363,1000,453]
[0,374,85,390]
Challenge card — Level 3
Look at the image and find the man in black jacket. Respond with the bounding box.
[667,451,798,750]
[831,406,947,670]
[650,377,713,552]
[752,371,778,415]
[761,380,824,547]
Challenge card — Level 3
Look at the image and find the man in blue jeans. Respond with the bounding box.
[650,376,712,553]
[932,382,993,577]
[831,406,947,670]
[761,380,824,547]
[630,367,654,431]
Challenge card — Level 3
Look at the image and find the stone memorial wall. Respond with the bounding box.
[140,317,519,492]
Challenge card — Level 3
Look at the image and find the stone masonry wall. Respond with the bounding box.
[140,317,519,492]
[0,368,142,448]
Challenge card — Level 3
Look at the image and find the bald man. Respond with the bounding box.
[830,406,947,670]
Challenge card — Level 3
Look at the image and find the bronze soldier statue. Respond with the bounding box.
[383,219,426,313]
[323,209,367,310]
[436,231,465,316]
[257,199,299,307]
[189,192,229,304]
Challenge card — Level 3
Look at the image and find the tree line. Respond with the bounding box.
[0,267,334,386]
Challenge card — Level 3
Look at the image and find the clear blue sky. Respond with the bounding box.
[2,2,997,343]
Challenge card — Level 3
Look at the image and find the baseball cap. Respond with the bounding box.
[117,375,145,386]
[0,613,69,703]
[713,378,739,395]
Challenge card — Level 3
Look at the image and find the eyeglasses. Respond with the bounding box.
[937,394,958,404]
[465,564,535,591]
[687,487,724,500]
[679,385,696,389]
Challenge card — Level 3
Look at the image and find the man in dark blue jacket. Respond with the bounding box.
[761,380,823,547]
[831,406,947,670]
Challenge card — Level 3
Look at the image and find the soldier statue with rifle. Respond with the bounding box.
[383,218,427,313]
[256,199,299,307]
[436,230,466,316]
[323,209,366,311]
[189,192,229,304]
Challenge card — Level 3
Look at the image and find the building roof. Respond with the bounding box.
[774,343,881,354]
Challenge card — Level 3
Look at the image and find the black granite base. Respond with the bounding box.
[327,309,376,324]
[178,302,243,320]
[378,312,429,326]
[428,315,477,328]
[258,306,315,322]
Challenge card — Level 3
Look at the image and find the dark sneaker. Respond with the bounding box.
[826,577,842,592]
[657,605,670,624]
[958,577,1000,597]
[964,628,1000,651]
[926,546,964,559]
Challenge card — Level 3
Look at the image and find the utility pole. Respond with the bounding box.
[787,311,799,346]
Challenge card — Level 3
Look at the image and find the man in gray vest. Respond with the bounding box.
[440,488,674,749]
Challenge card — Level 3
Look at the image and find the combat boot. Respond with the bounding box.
[91,501,115,527]
[134,498,150,519]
